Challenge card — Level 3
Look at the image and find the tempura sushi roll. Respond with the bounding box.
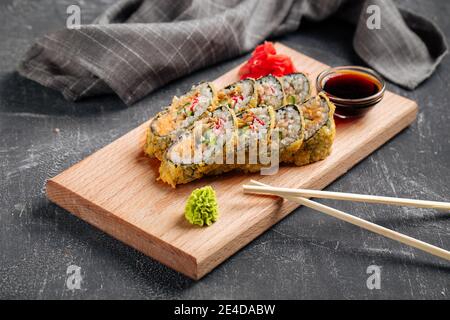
[144,82,217,160]
[236,106,275,150]
[235,105,275,173]
[217,78,257,115]
[255,75,285,110]
[281,72,311,105]
[276,104,305,163]
[285,93,335,166]
[236,104,305,173]
[159,106,237,188]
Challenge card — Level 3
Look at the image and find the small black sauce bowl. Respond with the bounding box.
[316,66,386,118]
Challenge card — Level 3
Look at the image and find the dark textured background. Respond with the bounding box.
[0,0,449,299]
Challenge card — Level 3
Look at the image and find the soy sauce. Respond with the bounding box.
[323,72,380,99]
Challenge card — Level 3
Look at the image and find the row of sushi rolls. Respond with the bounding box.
[144,73,336,187]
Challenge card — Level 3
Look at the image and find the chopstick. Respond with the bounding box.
[246,180,450,262]
[243,184,450,211]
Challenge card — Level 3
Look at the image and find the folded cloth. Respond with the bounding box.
[17,0,447,105]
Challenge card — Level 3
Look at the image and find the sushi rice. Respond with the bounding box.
[281,72,311,106]
[276,104,304,159]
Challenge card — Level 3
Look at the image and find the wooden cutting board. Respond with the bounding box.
[47,43,418,280]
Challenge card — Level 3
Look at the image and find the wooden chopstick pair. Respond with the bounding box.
[243,180,450,262]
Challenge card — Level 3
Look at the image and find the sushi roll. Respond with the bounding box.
[144,82,217,160]
[217,78,258,115]
[284,93,336,166]
[208,105,277,176]
[144,72,336,188]
[255,75,285,110]
[240,104,305,172]
[236,106,275,151]
[281,72,311,106]
[276,104,305,163]
[158,105,237,188]
[234,105,275,173]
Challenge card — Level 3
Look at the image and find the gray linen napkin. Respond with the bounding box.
[17,0,447,105]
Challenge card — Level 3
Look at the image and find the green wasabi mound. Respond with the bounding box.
[185,186,219,227]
